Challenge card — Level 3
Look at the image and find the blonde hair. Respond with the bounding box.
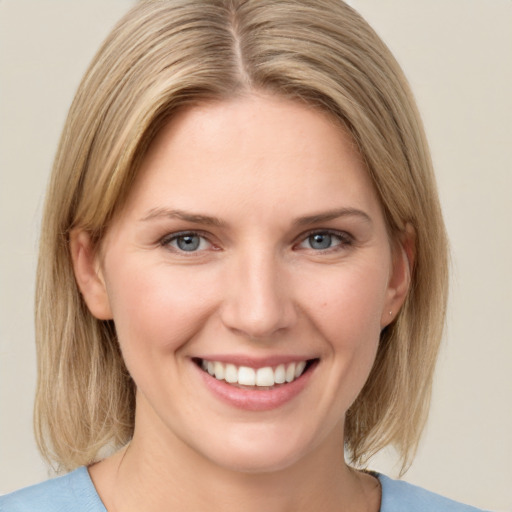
[35,0,448,473]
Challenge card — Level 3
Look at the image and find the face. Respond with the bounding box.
[73,94,410,474]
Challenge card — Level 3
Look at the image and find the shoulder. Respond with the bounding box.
[0,467,106,512]
[378,473,490,512]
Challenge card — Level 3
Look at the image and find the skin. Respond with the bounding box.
[71,93,412,512]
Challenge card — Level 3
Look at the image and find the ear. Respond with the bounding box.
[69,229,113,320]
[381,224,415,328]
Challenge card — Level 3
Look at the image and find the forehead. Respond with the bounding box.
[118,93,384,228]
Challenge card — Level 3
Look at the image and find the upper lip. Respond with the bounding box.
[192,354,318,368]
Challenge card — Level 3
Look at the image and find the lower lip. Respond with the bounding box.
[194,361,316,411]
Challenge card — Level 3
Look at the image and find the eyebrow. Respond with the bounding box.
[293,208,372,227]
[140,206,372,228]
[140,208,227,227]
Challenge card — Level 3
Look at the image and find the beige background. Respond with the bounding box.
[0,1,511,510]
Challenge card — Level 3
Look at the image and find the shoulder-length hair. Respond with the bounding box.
[35,0,448,473]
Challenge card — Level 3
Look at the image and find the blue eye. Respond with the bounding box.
[308,233,335,250]
[175,234,201,251]
[162,232,211,252]
[299,231,351,251]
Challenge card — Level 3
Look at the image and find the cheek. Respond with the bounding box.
[105,262,219,359]
[299,260,389,347]
[290,260,390,427]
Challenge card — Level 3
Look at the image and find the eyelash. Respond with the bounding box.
[296,229,354,252]
[159,229,354,254]
[159,231,215,254]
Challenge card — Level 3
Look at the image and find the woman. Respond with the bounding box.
[0,1,488,511]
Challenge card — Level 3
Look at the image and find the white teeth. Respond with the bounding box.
[199,359,310,387]
[214,361,225,380]
[274,364,286,384]
[256,367,275,387]
[295,361,306,378]
[285,363,296,383]
[225,363,238,383]
[238,366,256,386]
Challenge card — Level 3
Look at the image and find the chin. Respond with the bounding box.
[210,445,305,474]
[195,423,321,474]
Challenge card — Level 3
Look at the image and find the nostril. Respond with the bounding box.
[220,303,298,340]
[218,264,297,338]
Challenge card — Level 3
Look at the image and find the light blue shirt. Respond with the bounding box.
[0,467,488,511]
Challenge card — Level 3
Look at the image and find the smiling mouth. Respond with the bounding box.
[193,358,318,389]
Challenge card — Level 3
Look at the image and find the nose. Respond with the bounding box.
[220,250,297,340]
